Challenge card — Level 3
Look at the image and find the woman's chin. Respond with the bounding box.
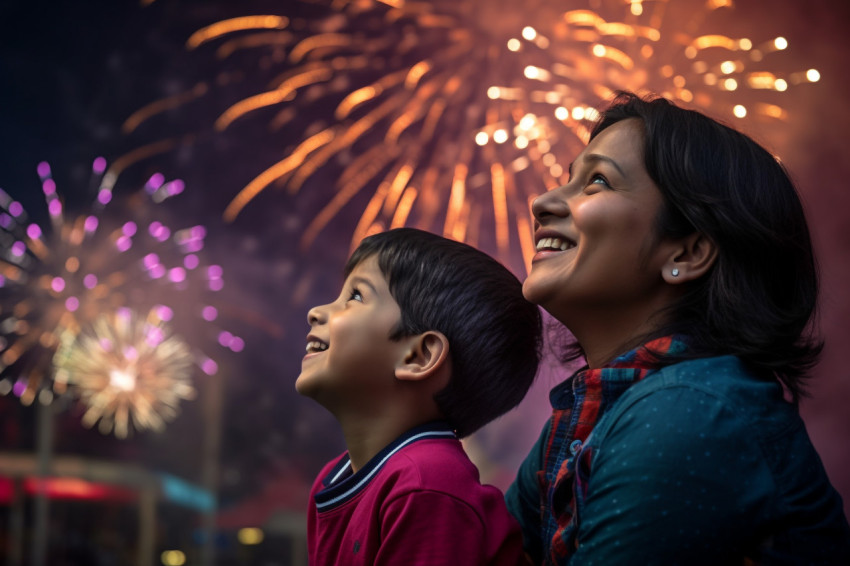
[522,274,551,307]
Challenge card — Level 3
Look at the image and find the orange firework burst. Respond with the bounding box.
[126,0,821,269]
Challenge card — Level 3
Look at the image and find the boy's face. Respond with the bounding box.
[296,255,407,412]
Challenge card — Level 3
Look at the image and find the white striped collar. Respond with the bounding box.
[315,421,457,512]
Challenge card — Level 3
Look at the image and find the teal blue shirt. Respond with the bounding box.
[506,355,850,565]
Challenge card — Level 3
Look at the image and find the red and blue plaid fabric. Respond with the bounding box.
[538,336,686,564]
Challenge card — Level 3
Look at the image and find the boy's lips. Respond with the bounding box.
[304,334,329,355]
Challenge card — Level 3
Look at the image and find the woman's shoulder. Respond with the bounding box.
[627,354,787,409]
[595,354,799,445]
[649,353,757,388]
[585,356,850,561]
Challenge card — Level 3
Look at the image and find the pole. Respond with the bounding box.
[8,477,23,566]
[198,369,223,566]
[137,483,157,566]
[31,397,54,566]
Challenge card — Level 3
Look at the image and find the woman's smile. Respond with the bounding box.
[522,118,681,362]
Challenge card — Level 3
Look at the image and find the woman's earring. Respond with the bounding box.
[671,268,680,277]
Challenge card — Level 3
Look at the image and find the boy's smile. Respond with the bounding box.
[296,256,408,414]
[305,337,328,354]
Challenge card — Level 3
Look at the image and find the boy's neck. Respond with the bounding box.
[336,410,441,473]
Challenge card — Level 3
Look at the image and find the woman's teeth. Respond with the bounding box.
[536,237,574,251]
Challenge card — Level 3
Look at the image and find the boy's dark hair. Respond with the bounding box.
[345,228,542,437]
[587,91,822,400]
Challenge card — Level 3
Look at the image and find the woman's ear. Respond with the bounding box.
[395,331,450,382]
[663,232,718,284]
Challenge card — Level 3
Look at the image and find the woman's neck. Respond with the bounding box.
[564,302,671,369]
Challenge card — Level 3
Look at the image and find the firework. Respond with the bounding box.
[53,308,196,439]
[0,158,243,436]
[126,0,821,269]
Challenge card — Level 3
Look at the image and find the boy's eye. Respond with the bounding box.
[347,288,363,303]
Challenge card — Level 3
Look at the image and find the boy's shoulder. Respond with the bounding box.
[380,433,513,523]
[384,432,480,491]
[312,422,503,516]
[312,423,473,495]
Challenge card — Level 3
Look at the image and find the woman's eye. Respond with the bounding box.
[589,174,609,187]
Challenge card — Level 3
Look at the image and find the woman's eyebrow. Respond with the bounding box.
[569,153,626,178]
[584,153,626,177]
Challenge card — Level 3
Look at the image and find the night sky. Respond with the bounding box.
[1,0,848,530]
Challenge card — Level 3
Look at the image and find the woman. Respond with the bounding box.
[506,92,850,565]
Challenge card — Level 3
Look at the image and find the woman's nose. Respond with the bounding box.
[531,185,570,223]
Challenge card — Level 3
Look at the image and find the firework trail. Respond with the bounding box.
[126,0,821,269]
[0,158,243,437]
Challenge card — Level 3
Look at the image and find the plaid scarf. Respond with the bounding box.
[539,335,687,564]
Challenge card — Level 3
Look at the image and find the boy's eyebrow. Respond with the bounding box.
[348,275,378,294]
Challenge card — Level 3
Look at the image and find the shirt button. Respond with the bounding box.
[570,439,583,455]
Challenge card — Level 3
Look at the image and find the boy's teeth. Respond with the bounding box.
[306,341,328,353]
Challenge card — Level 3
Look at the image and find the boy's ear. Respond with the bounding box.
[395,331,450,382]
[662,231,718,284]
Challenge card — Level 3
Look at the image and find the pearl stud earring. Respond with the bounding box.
[671,268,680,277]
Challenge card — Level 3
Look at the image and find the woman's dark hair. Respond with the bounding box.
[587,91,822,400]
[345,228,542,437]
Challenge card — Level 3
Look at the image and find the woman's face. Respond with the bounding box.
[523,118,674,327]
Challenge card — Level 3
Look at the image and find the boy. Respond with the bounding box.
[296,228,542,566]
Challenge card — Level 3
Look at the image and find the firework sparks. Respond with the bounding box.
[0,158,243,436]
[126,0,821,269]
[53,308,196,439]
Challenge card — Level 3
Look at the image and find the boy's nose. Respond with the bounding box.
[307,304,327,326]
